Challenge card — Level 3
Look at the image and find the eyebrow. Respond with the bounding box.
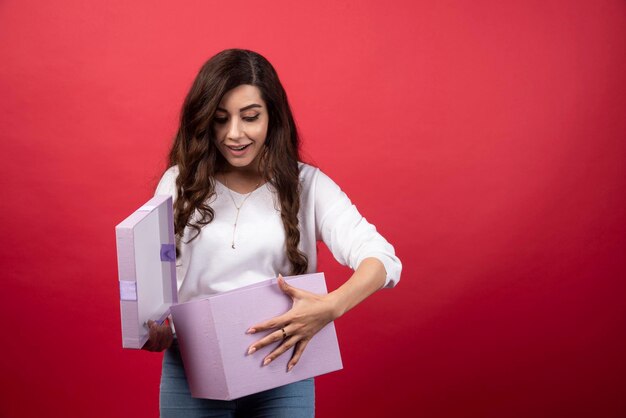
[216,104,263,113]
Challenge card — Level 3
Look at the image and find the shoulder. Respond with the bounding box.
[298,162,319,192]
[298,162,337,186]
[155,165,179,198]
[298,162,318,181]
[298,162,344,201]
[163,165,179,178]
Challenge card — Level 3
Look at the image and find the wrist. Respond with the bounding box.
[324,292,348,321]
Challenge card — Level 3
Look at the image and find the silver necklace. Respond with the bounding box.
[223,177,261,249]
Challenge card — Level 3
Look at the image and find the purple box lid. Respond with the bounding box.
[170,273,343,400]
[115,195,177,349]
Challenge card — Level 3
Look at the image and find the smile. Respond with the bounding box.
[227,144,252,151]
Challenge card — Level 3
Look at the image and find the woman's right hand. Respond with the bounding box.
[142,319,174,352]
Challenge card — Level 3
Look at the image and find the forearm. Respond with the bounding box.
[325,257,387,320]
[247,257,388,368]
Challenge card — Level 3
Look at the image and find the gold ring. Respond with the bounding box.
[281,328,288,339]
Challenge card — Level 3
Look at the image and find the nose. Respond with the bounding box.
[227,118,244,140]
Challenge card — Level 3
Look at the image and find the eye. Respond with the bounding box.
[213,116,228,124]
[243,114,260,122]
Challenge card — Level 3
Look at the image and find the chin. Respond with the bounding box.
[228,159,253,168]
[223,155,259,169]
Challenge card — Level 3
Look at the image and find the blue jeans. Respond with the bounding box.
[160,339,315,418]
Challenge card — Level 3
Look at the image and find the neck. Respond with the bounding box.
[218,155,263,177]
[217,161,265,194]
[220,166,262,183]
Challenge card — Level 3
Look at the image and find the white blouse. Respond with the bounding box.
[155,163,401,303]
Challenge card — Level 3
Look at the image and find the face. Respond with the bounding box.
[213,84,269,171]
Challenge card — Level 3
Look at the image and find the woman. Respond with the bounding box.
[145,49,401,417]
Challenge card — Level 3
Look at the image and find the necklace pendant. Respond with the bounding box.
[224,176,261,253]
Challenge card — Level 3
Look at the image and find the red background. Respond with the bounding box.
[1,1,625,417]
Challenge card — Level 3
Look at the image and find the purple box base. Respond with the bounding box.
[169,273,343,400]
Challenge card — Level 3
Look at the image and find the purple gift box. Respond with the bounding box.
[115,195,178,349]
[170,273,343,400]
[115,196,343,400]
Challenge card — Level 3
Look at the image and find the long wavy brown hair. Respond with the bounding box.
[167,49,308,274]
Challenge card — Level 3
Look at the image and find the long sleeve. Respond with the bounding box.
[309,168,402,288]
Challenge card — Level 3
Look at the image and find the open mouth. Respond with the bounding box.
[227,144,252,151]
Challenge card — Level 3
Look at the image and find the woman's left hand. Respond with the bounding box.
[246,274,339,372]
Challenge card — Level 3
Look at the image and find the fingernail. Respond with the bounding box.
[246,328,256,334]
[287,364,294,372]
[263,358,272,366]
[247,347,256,355]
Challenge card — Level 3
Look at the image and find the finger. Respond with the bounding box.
[154,326,166,348]
[262,335,299,366]
[247,327,289,355]
[144,321,172,351]
[278,274,303,298]
[147,321,157,340]
[278,275,314,301]
[247,312,290,334]
[156,334,171,351]
[277,275,298,298]
[287,339,310,372]
[143,336,157,351]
